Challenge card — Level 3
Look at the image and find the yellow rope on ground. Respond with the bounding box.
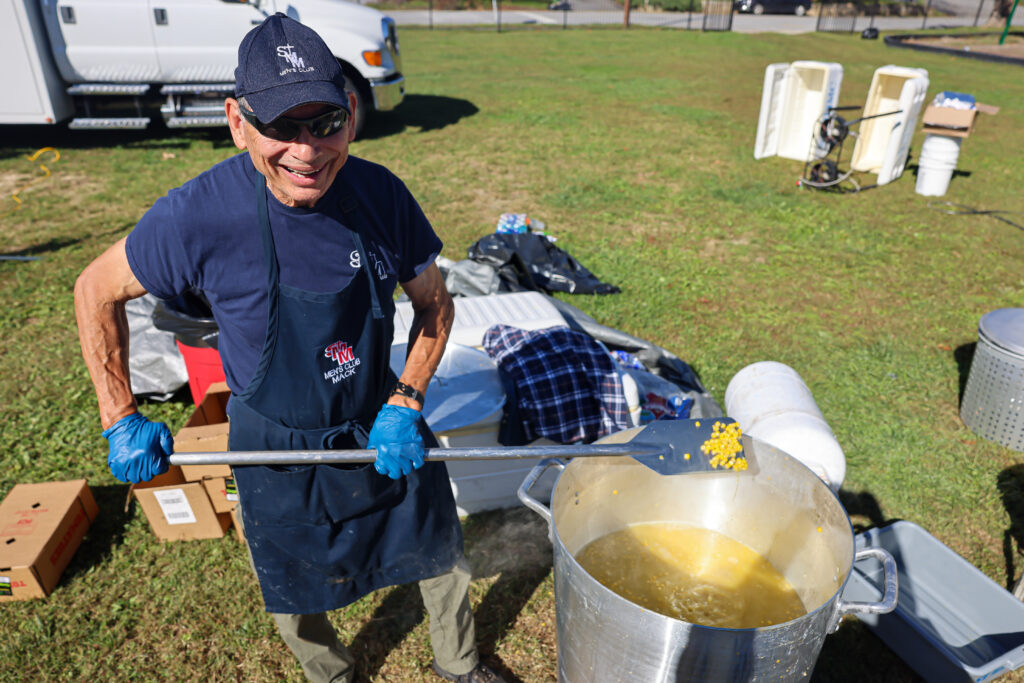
[1,147,61,219]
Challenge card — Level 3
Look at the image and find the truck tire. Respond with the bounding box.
[342,74,368,139]
[752,3,765,13]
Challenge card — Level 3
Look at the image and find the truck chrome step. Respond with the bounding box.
[160,84,235,95]
[165,115,227,128]
[67,83,150,96]
[69,117,151,129]
[161,103,226,117]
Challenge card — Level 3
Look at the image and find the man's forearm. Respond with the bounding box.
[74,238,147,429]
[395,264,454,410]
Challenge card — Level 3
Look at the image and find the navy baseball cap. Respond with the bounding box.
[234,13,349,123]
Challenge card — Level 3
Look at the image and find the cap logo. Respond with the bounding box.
[276,44,314,75]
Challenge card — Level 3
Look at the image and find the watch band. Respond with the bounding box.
[390,381,425,405]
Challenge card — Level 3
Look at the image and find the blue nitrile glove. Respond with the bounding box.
[368,404,425,480]
[102,412,174,484]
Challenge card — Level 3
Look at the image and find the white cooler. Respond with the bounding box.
[850,65,929,186]
[754,60,844,162]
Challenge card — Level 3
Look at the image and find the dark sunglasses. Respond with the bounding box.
[239,105,349,141]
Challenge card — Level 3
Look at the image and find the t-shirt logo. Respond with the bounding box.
[323,340,361,384]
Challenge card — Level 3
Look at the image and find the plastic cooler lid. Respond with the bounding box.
[389,343,505,433]
[979,308,1024,356]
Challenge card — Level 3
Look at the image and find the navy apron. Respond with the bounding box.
[229,169,462,615]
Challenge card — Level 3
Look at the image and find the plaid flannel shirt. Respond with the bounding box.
[483,324,630,444]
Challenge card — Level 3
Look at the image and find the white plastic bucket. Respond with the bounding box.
[915,133,962,197]
[724,361,846,490]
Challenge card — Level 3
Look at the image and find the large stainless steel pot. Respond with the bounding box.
[518,429,897,682]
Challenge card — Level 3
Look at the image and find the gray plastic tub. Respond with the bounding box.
[843,521,1024,682]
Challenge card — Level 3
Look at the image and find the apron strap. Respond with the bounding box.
[253,169,281,292]
[341,194,385,322]
[351,232,384,321]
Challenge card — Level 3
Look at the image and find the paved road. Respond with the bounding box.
[388,7,1023,29]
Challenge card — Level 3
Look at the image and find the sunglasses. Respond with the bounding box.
[239,105,349,141]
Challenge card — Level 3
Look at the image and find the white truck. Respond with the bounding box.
[2,0,404,136]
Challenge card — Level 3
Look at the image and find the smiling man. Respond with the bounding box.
[74,13,503,683]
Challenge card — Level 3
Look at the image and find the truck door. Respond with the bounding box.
[46,0,161,81]
[149,0,269,82]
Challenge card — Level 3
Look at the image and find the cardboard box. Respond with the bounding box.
[921,104,978,138]
[921,101,998,139]
[230,505,245,543]
[200,476,239,514]
[132,467,230,541]
[0,480,98,601]
[175,381,231,482]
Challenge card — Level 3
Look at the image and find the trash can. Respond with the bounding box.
[152,291,225,406]
[960,308,1024,451]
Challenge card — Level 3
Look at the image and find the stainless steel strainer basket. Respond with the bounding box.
[961,308,1024,452]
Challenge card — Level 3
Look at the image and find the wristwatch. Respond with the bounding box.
[390,381,424,405]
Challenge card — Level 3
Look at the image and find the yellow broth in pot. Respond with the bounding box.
[575,522,806,629]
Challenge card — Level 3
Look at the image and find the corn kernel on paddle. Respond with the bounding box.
[169,417,749,476]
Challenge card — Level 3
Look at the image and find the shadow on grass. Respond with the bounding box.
[954,342,976,406]
[349,582,428,680]
[998,465,1024,591]
[839,488,898,534]
[359,95,479,139]
[347,507,549,681]
[60,483,133,586]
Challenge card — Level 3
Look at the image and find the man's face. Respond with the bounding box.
[226,95,356,209]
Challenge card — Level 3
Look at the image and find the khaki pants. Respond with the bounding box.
[271,558,479,683]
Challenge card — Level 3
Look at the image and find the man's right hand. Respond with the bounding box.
[103,413,174,483]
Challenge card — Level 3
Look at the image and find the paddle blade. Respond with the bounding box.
[632,417,751,475]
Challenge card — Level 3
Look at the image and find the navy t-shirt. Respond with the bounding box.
[126,153,442,393]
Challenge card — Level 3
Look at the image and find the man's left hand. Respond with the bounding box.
[368,404,425,479]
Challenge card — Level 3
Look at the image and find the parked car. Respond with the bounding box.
[734,0,811,14]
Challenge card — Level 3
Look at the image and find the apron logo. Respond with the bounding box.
[323,340,361,384]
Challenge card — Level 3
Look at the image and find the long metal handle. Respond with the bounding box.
[830,547,899,632]
[168,443,668,467]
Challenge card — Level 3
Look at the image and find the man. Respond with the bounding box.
[74,13,503,683]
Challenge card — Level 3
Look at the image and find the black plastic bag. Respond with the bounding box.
[151,289,219,349]
[466,233,620,295]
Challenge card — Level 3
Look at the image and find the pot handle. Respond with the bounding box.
[829,547,899,632]
[517,458,565,539]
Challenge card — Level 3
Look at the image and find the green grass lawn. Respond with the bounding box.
[2,27,1024,682]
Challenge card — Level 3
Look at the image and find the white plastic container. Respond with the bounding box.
[915,133,962,197]
[394,291,566,349]
[754,61,844,162]
[390,341,559,516]
[724,361,845,491]
[850,65,930,186]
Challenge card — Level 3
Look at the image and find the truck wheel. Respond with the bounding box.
[752,3,765,13]
[343,75,367,140]
[794,3,806,15]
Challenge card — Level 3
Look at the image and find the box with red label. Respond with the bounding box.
[0,480,99,601]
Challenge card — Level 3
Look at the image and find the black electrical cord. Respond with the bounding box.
[929,202,1024,232]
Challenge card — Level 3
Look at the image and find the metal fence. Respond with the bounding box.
[816,0,1000,33]
[403,0,734,30]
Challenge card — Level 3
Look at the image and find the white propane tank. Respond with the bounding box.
[724,361,845,491]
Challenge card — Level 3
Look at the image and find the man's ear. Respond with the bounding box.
[347,91,357,142]
[225,98,248,150]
